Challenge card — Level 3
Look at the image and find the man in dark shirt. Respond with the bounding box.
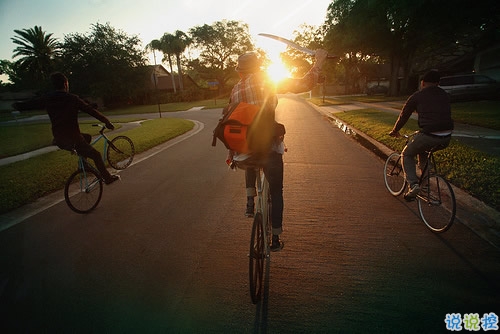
[12,72,119,184]
[389,70,454,200]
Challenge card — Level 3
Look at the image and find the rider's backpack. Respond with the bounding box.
[212,102,259,153]
[212,101,286,154]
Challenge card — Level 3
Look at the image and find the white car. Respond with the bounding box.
[439,74,500,102]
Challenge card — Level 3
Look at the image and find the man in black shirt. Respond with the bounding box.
[389,70,453,201]
[13,72,119,184]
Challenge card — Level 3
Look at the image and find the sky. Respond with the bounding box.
[0,0,332,79]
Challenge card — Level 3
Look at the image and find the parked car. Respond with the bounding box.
[366,84,388,95]
[439,74,500,102]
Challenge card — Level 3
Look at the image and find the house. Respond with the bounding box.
[148,65,199,92]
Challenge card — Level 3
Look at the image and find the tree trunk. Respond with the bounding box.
[167,54,176,93]
[176,54,184,91]
[389,53,401,96]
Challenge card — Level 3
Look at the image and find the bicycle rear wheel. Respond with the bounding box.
[107,136,135,170]
[417,175,456,233]
[384,152,406,196]
[249,212,265,304]
[64,168,103,214]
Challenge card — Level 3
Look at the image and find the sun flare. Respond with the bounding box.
[266,60,291,84]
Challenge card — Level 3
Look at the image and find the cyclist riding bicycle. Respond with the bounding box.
[228,49,328,251]
[389,70,454,201]
[12,72,119,185]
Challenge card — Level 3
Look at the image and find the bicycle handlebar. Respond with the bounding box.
[92,123,113,135]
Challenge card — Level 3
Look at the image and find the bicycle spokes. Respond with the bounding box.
[417,175,456,233]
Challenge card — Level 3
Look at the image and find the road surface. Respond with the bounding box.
[1,95,499,333]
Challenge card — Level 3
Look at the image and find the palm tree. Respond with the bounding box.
[170,30,191,91]
[11,26,60,84]
[160,33,178,93]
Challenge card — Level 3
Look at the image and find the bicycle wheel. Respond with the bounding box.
[107,136,134,170]
[249,212,265,304]
[64,168,103,214]
[384,152,406,196]
[417,175,456,233]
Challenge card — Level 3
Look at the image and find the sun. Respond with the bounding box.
[266,60,291,84]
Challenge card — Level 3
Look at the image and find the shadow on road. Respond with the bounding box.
[254,258,270,333]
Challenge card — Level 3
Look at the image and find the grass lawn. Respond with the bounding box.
[0,118,194,213]
[331,107,500,211]
[1,97,499,213]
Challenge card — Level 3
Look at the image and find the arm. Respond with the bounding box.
[76,97,114,129]
[277,49,329,94]
[389,95,417,136]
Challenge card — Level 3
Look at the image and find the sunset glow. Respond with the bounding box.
[266,60,291,84]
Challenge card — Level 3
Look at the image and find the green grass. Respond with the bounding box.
[449,100,500,130]
[1,98,229,122]
[1,97,499,213]
[317,96,500,130]
[332,108,500,211]
[0,118,194,213]
[0,119,143,159]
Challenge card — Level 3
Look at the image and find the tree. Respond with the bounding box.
[170,30,191,91]
[323,0,500,95]
[10,26,61,89]
[60,23,148,105]
[159,33,178,93]
[188,20,254,90]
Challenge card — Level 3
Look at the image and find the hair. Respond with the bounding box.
[422,70,440,83]
[50,72,68,90]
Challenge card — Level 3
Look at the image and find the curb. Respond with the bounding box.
[311,102,500,250]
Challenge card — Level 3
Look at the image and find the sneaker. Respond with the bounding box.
[270,235,284,252]
[104,175,120,185]
[404,183,420,201]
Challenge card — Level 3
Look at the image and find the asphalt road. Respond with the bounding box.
[1,95,499,333]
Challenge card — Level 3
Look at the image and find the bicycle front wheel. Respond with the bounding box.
[107,136,135,170]
[384,152,406,196]
[417,175,456,233]
[249,212,265,304]
[64,169,103,214]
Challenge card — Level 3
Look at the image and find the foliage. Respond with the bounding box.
[188,20,254,90]
[147,30,192,93]
[322,0,500,95]
[9,26,61,90]
[280,24,326,78]
[60,23,148,106]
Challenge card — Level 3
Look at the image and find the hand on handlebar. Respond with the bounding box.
[105,122,115,130]
[389,130,401,138]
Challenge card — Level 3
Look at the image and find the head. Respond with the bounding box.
[421,70,440,88]
[50,72,69,91]
[235,52,262,77]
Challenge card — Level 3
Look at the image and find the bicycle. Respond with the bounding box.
[383,132,456,233]
[64,124,135,213]
[248,167,272,304]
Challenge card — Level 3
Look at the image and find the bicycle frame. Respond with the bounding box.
[90,125,112,162]
[383,131,456,232]
[77,155,102,187]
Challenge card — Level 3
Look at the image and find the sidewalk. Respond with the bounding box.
[311,100,500,249]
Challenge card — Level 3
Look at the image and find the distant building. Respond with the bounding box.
[148,65,199,92]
